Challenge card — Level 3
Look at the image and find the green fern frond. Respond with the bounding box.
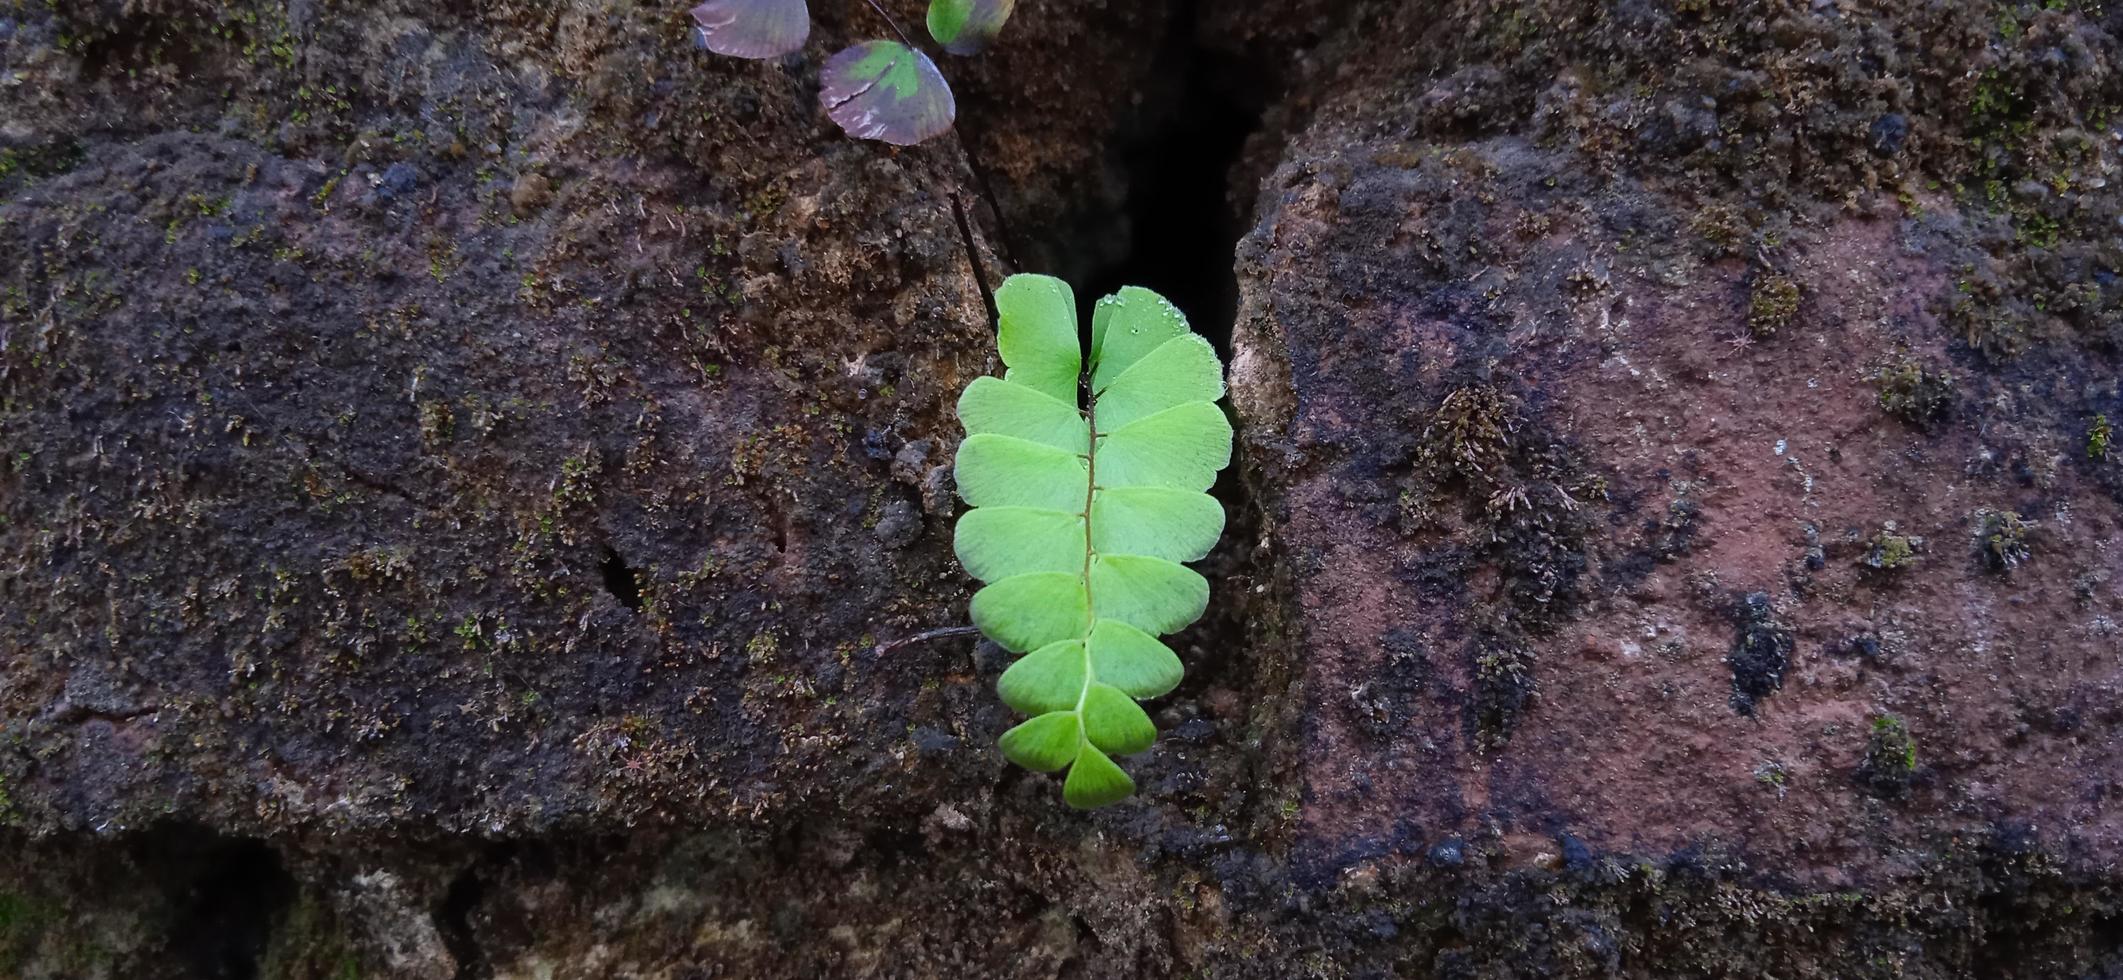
[953,274,1232,808]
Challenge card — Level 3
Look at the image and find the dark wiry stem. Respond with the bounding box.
[860,0,917,48]
[871,624,983,657]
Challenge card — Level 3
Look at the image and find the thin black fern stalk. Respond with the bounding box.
[945,191,1000,327]
[858,0,917,48]
[870,624,983,657]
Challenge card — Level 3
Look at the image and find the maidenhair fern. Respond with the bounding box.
[953,275,1232,808]
[691,0,1018,145]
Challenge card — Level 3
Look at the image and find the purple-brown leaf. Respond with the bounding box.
[690,0,809,60]
[818,41,956,146]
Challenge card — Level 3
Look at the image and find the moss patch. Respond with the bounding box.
[1875,357,1958,427]
[1976,508,2034,572]
[1747,274,1801,339]
[1860,527,1922,574]
[1856,715,1919,799]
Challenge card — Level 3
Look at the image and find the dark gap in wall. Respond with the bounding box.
[167,835,294,980]
[1077,0,1271,359]
[439,855,494,980]
[861,824,931,870]
[599,544,643,611]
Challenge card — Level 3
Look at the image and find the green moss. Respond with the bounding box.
[1471,634,1536,749]
[454,615,483,649]
[2091,414,2112,461]
[417,400,455,445]
[1874,357,1956,426]
[555,450,599,508]
[2014,209,2060,249]
[1976,508,2033,572]
[0,892,59,974]
[310,171,346,211]
[257,891,363,980]
[1416,385,1514,486]
[1753,760,1790,798]
[1857,715,1918,799]
[1947,294,2029,359]
[1968,69,2033,145]
[1684,204,1747,256]
[1860,528,1921,573]
[1747,275,1801,339]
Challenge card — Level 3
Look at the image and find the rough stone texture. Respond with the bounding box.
[1233,0,2123,885]
[1229,0,2123,965]
[0,0,1025,840]
[1238,152,2123,879]
[6,0,2123,977]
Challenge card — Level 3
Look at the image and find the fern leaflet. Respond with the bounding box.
[953,274,1231,808]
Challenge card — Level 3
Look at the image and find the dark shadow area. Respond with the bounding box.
[1079,0,1270,358]
[599,544,643,611]
[168,835,295,980]
[439,855,491,980]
